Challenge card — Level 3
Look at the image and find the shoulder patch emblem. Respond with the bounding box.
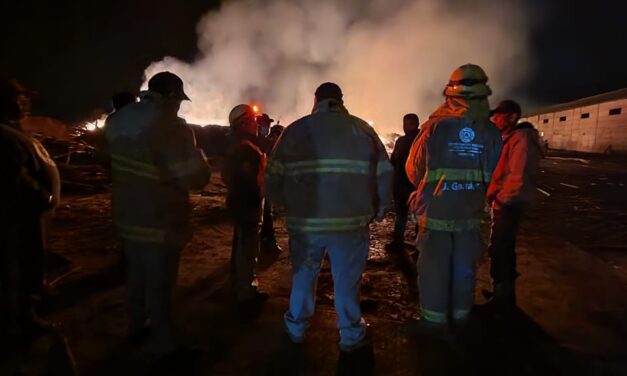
[459,127,475,143]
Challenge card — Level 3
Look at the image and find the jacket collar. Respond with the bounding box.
[313,99,349,115]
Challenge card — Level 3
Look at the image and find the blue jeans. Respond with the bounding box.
[284,229,370,351]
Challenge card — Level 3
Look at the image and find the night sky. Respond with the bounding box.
[1,0,626,123]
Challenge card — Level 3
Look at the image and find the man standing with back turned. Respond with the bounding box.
[388,113,420,251]
[406,64,502,332]
[266,82,393,360]
[103,72,210,361]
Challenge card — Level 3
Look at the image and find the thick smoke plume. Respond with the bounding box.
[144,0,530,132]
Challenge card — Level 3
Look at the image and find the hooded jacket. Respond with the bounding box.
[487,123,544,209]
[405,97,503,232]
[103,91,210,245]
[265,99,393,232]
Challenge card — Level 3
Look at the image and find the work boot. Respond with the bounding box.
[271,332,305,375]
[493,282,516,303]
[261,237,282,255]
[128,320,152,346]
[152,346,202,374]
[236,290,270,320]
[337,342,375,376]
[403,317,453,342]
[479,283,516,318]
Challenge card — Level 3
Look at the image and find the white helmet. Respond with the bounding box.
[229,104,253,127]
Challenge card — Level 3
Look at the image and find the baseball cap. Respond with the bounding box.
[256,113,274,125]
[491,100,521,117]
[148,72,190,101]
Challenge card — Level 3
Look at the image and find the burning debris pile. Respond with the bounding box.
[23,116,110,193]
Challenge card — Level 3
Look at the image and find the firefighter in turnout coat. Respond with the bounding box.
[266,82,393,352]
[103,72,210,355]
[406,64,503,329]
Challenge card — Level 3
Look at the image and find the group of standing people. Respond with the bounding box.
[0,61,543,370]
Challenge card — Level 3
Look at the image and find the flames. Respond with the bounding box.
[82,114,108,132]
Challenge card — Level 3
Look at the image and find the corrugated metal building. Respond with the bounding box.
[520,88,627,153]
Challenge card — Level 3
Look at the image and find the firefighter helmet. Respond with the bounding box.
[443,64,492,98]
[229,104,254,127]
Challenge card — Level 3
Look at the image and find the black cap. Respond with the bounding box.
[148,72,190,101]
[491,100,521,117]
[256,113,274,125]
[315,82,343,102]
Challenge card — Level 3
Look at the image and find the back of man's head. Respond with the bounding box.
[111,92,136,111]
[315,82,343,103]
[491,100,521,120]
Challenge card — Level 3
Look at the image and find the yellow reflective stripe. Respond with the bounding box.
[266,159,284,175]
[111,164,160,180]
[453,309,470,320]
[111,154,160,180]
[117,224,166,243]
[111,154,159,173]
[286,215,373,231]
[376,161,393,176]
[418,216,481,232]
[285,159,371,169]
[420,308,448,324]
[424,168,491,183]
[284,159,372,175]
[167,156,207,179]
[287,167,370,175]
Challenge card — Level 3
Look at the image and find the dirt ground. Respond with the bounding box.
[1,151,626,375]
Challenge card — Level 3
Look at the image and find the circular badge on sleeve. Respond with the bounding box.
[459,127,475,143]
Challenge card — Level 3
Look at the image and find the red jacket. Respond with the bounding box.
[487,123,544,209]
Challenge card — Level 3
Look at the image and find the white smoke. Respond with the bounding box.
[143,0,530,133]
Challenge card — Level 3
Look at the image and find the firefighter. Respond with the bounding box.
[0,79,59,339]
[266,82,393,356]
[388,113,420,251]
[106,92,137,123]
[405,64,503,332]
[223,104,269,314]
[255,113,282,255]
[96,92,137,169]
[486,100,544,308]
[103,72,210,358]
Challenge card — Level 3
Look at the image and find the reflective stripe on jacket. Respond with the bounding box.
[103,91,211,244]
[405,116,502,232]
[265,99,393,233]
